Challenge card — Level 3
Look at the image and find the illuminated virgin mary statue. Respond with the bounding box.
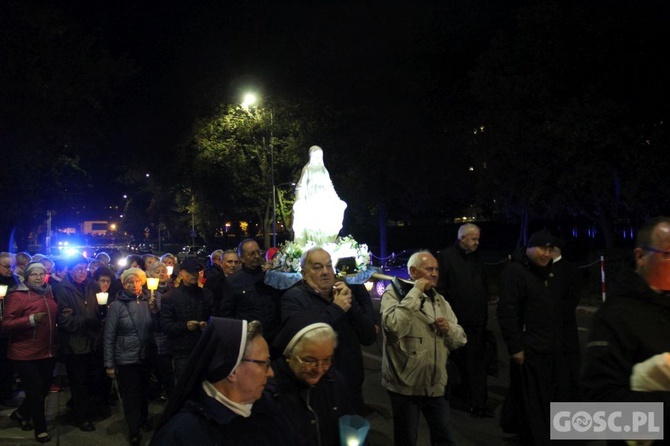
[292,145,347,245]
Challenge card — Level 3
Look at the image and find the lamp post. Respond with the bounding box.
[242,92,276,247]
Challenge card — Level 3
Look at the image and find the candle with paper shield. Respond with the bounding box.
[147,277,159,299]
[96,292,109,305]
[166,265,174,276]
[339,414,370,446]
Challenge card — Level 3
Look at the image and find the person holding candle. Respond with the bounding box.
[1,262,58,443]
[104,267,159,445]
[147,262,175,400]
[160,258,212,383]
[55,254,105,432]
[271,312,353,446]
[159,253,178,280]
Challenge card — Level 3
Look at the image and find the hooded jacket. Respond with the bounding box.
[103,289,158,368]
[380,282,466,396]
[1,282,58,360]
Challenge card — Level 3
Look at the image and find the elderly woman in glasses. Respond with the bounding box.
[271,312,353,446]
[1,262,58,443]
[104,267,159,446]
[151,318,307,446]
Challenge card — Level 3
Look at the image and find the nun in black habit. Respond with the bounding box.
[150,317,306,446]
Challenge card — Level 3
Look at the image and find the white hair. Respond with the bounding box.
[457,223,480,240]
[406,250,434,275]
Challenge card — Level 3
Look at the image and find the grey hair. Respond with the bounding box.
[457,223,480,240]
[148,261,168,278]
[407,250,434,275]
[287,325,338,358]
[210,249,224,262]
[299,247,328,270]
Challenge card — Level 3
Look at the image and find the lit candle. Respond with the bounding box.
[0,284,8,299]
[147,277,159,291]
[96,292,109,305]
[346,438,360,446]
[166,265,174,276]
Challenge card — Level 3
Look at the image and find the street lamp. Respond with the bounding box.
[241,91,276,247]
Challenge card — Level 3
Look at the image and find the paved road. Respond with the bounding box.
[0,301,600,446]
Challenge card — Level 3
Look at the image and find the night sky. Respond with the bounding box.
[2,0,668,249]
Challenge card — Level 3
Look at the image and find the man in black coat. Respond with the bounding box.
[437,223,492,417]
[581,217,670,440]
[160,258,213,383]
[219,239,283,350]
[550,241,582,402]
[281,247,377,415]
[497,230,566,445]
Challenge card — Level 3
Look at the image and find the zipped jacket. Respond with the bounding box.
[381,283,466,396]
[1,283,58,360]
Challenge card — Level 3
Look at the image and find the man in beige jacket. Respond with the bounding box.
[381,250,467,446]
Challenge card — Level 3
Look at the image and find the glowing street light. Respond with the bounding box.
[241,93,258,110]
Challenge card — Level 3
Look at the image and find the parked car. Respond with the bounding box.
[137,242,155,254]
[177,245,208,262]
[375,248,437,296]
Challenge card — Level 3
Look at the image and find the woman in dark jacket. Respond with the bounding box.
[271,312,353,446]
[104,267,158,445]
[147,261,174,400]
[1,262,58,443]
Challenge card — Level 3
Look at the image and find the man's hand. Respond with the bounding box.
[106,368,116,379]
[33,312,47,324]
[414,278,432,293]
[434,316,449,334]
[198,321,207,330]
[332,281,352,312]
[186,320,200,331]
[511,350,525,365]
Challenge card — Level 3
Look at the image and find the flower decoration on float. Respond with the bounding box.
[273,235,370,274]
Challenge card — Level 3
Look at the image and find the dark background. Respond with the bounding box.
[2,0,668,255]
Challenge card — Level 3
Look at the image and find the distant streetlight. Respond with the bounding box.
[241,91,277,247]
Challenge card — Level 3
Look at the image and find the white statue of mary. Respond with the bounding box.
[292,145,347,245]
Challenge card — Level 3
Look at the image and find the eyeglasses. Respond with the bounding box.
[0,264,11,269]
[241,357,272,372]
[28,273,46,278]
[643,246,670,261]
[70,266,87,273]
[245,250,265,257]
[294,356,334,370]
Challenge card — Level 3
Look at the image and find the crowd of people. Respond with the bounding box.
[1,218,669,445]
